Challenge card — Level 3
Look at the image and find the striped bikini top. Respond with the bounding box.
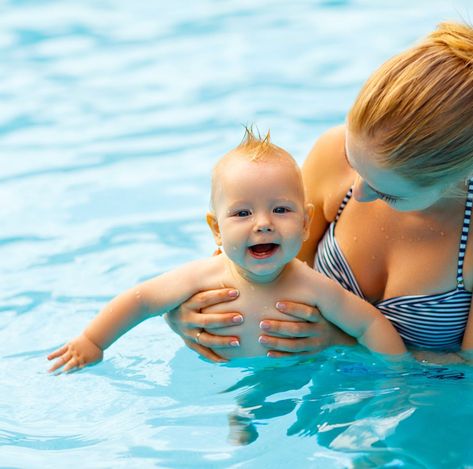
[315,180,473,350]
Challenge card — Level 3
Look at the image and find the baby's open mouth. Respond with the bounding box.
[248,243,280,258]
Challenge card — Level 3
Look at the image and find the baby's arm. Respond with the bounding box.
[309,272,407,355]
[48,259,213,373]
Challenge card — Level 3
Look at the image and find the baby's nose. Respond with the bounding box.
[254,215,274,232]
[257,225,273,232]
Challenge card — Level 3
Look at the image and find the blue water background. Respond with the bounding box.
[1,1,473,467]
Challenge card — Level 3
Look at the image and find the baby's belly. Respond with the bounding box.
[204,307,302,359]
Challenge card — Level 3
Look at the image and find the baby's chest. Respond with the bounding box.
[203,282,304,358]
[204,286,301,326]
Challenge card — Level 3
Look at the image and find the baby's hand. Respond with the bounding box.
[47,334,103,374]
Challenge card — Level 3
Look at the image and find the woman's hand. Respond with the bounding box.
[165,288,243,363]
[47,334,103,374]
[258,301,355,357]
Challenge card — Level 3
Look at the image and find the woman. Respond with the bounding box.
[166,21,473,362]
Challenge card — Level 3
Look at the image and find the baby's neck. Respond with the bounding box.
[225,255,292,285]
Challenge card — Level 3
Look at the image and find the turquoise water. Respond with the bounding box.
[2,1,473,467]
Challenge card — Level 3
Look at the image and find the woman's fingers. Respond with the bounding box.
[259,319,322,338]
[265,350,314,359]
[185,289,239,310]
[259,335,317,353]
[186,311,244,329]
[184,339,228,363]
[275,302,322,322]
[193,330,240,349]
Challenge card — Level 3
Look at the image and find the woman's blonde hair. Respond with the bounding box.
[348,21,473,189]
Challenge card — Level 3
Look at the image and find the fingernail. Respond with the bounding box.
[230,340,240,347]
[258,336,268,344]
[229,290,239,298]
[267,352,276,358]
[259,321,270,330]
[232,315,243,324]
[276,302,286,311]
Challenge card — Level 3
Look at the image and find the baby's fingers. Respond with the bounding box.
[48,352,72,374]
[47,345,68,361]
[62,358,82,374]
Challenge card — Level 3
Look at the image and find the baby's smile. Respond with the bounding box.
[248,243,280,259]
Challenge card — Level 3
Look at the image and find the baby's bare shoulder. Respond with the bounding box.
[283,259,329,300]
[154,255,227,294]
[180,255,228,286]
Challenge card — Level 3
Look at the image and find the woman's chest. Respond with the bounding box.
[332,199,472,302]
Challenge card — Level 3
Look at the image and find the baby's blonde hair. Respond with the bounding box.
[235,126,275,160]
[210,126,301,210]
[348,21,473,189]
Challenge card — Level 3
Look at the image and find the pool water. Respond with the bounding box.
[1,0,473,467]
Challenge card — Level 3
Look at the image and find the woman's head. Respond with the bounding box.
[347,21,473,192]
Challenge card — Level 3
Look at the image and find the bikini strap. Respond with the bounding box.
[334,186,354,222]
[456,179,473,288]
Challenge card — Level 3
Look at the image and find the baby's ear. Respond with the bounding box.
[206,212,222,246]
[303,203,314,241]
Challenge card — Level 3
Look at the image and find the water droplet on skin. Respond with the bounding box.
[353,236,358,241]
[380,226,385,232]
[440,231,445,237]
[429,226,434,231]
[385,235,389,240]
[371,255,376,260]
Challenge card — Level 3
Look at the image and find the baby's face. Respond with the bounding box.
[209,155,311,283]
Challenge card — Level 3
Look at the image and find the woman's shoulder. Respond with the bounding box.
[302,125,354,222]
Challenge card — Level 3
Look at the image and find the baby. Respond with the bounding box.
[48,129,406,373]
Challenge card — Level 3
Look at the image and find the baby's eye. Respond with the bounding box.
[234,209,251,217]
[273,206,291,214]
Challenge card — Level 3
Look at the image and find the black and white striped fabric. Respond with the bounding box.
[315,181,473,350]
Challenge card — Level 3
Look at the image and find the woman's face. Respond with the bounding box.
[345,130,451,212]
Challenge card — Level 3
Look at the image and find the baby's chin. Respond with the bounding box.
[235,263,288,284]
